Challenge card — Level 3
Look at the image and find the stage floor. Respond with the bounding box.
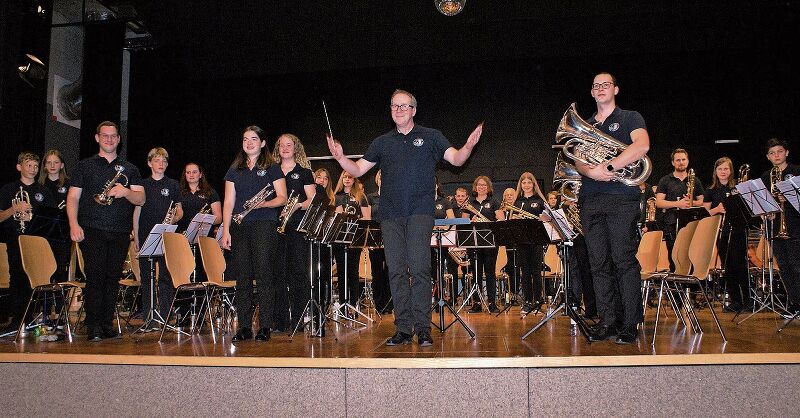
[2,304,800,367]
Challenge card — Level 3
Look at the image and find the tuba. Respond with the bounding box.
[552,152,582,202]
[12,187,33,233]
[555,103,652,186]
[277,191,301,234]
[232,184,275,225]
[94,167,129,205]
[771,166,789,239]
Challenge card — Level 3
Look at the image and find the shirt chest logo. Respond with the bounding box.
[290,173,300,180]
[161,188,170,196]
[257,169,267,177]
[58,186,67,194]
[435,204,443,210]
[608,123,620,132]
[413,138,424,147]
[34,192,44,202]
[531,202,539,208]
[483,203,491,209]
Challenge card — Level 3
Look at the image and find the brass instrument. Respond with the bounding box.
[344,204,357,215]
[232,184,275,225]
[448,248,471,267]
[57,200,66,210]
[12,187,33,233]
[737,163,750,184]
[500,201,540,220]
[771,165,789,239]
[198,203,211,215]
[162,200,178,225]
[462,202,490,222]
[564,203,584,235]
[94,167,129,205]
[277,191,301,234]
[645,197,657,223]
[685,168,696,205]
[555,103,652,186]
[552,152,581,202]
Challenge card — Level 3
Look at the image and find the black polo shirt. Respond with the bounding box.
[0,180,55,240]
[177,187,220,233]
[43,177,69,208]
[760,163,800,238]
[283,164,315,229]
[656,172,706,229]
[367,191,381,222]
[224,164,283,222]
[470,196,501,221]
[335,191,369,218]
[452,201,468,219]
[433,196,451,219]
[514,194,546,217]
[362,124,451,221]
[70,155,142,233]
[580,107,647,199]
[703,185,733,228]
[137,176,181,244]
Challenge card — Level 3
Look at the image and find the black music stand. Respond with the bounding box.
[733,179,784,325]
[25,206,69,242]
[327,212,371,326]
[776,177,800,331]
[455,222,495,313]
[350,219,383,318]
[292,199,333,338]
[184,212,215,281]
[135,223,178,333]
[430,218,475,337]
[522,208,591,342]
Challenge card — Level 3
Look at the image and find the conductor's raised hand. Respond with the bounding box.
[465,122,483,150]
[326,133,344,161]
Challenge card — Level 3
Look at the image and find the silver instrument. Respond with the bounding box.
[552,152,582,202]
[555,102,652,186]
[232,184,275,225]
[12,187,33,233]
[277,190,301,234]
[564,203,584,236]
[94,167,129,205]
[162,200,178,225]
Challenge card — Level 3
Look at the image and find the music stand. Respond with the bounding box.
[327,212,371,326]
[733,179,785,325]
[293,201,336,338]
[350,219,383,318]
[184,212,215,281]
[25,206,69,242]
[490,219,550,316]
[429,218,475,337]
[455,222,495,313]
[135,223,178,333]
[776,176,800,331]
[522,208,592,342]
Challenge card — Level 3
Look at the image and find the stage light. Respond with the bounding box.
[17,54,47,88]
[435,0,466,16]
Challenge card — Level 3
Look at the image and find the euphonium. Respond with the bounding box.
[555,103,652,186]
[771,165,789,239]
[12,186,33,233]
[462,202,490,222]
[552,152,582,202]
[162,200,178,225]
[277,191,301,234]
[94,167,129,205]
[232,184,275,225]
[500,201,540,220]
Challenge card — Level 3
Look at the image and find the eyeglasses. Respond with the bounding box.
[390,104,414,111]
[98,133,119,139]
[591,81,614,90]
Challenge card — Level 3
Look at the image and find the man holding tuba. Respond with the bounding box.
[0,152,55,333]
[67,121,145,341]
[760,138,800,314]
[573,72,650,345]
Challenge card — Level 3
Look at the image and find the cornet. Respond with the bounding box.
[94,167,129,205]
[162,200,178,225]
[232,184,275,225]
[12,187,33,233]
[277,190,301,234]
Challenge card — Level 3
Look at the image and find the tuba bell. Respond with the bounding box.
[555,103,652,186]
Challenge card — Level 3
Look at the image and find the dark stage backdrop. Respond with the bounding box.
[126,46,798,198]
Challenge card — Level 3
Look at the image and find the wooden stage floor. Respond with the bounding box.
[3,304,800,367]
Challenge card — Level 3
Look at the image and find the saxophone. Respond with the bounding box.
[277,190,300,234]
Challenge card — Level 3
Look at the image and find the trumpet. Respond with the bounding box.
[94,167,129,205]
[500,201,540,220]
[162,200,178,225]
[461,202,490,222]
[232,184,275,225]
[12,187,33,233]
[277,191,301,234]
[771,165,789,239]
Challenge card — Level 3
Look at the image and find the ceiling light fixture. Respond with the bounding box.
[435,0,466,16]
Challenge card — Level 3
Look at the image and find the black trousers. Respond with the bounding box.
[272,233,290,330]
[472,247,498,304]
[5,235,31,325]
[81,227,129,331]
[333,244,361,306]
[718,226,751,305]
[369,248,392,312]
[517,244,544,303]
[773,237,800,305]
[580,194,643,329]
[230,220,279,330]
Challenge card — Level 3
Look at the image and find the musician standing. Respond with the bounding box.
[449,187,471,306]
[574,72,650,344]
[313,168,335,313]
[221,125,287,342]
[760,138,800,314]
[67,121,145,341]
[0,152,55,333]
[468,175,505,313]
[177,162,222,235]
[272,133,316,331]
[327,89,482,346]
[133,147,183,325]
[332,171,370,310]
[38,150,71,285]
[513,172,546,316]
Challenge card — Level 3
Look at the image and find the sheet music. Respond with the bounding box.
[139,223,178,257]
[549,208,577,242]
[430,229,457,247]
[776,177,800,212]
[736,179,781,216]
[184,213,216,244]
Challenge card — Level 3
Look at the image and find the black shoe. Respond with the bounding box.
[488,303,500,313]
[417,330,433,347]
[468,303,483,313]
[615,326,638,345]
[723,302,742,313]
[255,327,271,341]
[385,331,413,346]
[532,301,543,313]
[588,324,618,342]
[101,327,121,339]
[87,328,103,342]
[520,302,534,316]
[232,327,253,341]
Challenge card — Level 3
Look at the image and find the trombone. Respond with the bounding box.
[461,202,491,222]
[499,201,540,220]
